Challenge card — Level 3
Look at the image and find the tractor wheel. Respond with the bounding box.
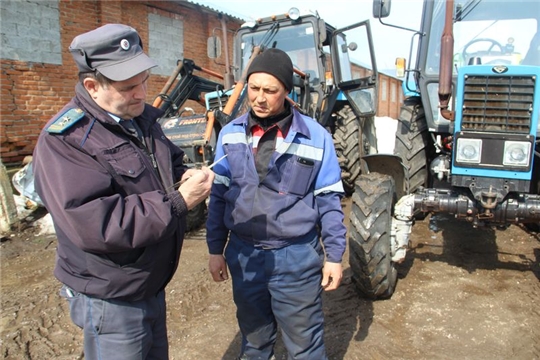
[349,172,398,299]
[394,97,432,194]
[334,105,362,196]
[185,201,207,232]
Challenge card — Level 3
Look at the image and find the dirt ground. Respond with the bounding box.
[1,198,539,360]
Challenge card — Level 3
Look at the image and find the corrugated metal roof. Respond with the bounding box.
[183,0,248,22]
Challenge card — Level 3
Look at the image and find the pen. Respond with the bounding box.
[206,154,228,170]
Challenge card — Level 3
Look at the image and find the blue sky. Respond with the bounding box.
[193,0,424,70]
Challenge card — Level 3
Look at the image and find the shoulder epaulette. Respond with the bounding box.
[46,108,85,134]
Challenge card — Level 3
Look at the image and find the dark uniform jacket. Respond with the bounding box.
[33,83,189,301]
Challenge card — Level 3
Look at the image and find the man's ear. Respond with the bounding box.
[83,78,100,98]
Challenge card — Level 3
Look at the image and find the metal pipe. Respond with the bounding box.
[220,15,234,89]
[411,189,540,224]
[438,0,455,121]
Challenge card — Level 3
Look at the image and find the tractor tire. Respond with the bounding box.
[349,172,398,299]
[334,105,362,196]
[394,97,432,194]
[185,201,207,233]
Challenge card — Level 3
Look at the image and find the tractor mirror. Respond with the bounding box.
[373,0,391,18]
[207,36,221,59]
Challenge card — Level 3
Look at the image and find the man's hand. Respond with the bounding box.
[181,168,200,182]
[321,261,342,291]
[208,254,229,282]
[178,167,214,210]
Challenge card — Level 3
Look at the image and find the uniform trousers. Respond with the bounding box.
[60,285,168,360]
[225,232,328,360]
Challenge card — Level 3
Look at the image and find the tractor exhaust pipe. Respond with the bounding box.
[438,0,455,121]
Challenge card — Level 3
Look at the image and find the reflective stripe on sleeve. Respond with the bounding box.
[213,173,230,187]
[315,180,344,196]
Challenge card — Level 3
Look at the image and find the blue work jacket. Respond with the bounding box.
[206,108,346,263]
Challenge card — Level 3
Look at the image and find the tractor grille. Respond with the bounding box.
[461,75,535,134]
[207,94,230,111]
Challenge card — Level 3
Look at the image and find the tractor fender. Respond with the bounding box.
[362,153,407,200]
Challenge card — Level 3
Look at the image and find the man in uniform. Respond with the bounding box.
[33,24,214,359]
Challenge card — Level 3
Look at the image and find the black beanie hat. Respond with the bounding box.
[246,48,293,91]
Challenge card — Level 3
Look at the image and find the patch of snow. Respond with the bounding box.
[14,195,37,220]
[35,213,55,236]
[375,116,398,154]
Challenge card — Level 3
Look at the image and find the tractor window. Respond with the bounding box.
[425,0,539,74]
[454,19,536,67]
[331,22,375,83]
[334,34,354,82]
[240,23,321,85]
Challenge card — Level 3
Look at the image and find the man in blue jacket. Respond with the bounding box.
[33,24,214,359]
[206,48,347,360]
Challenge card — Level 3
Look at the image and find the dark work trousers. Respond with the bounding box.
[60,286,168,360]
[225,232,327,360]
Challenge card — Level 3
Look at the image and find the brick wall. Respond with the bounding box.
[1,0,240,165]
[378,74,404,119]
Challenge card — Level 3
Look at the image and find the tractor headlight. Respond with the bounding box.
[288,7,300,20]
[503,141,531,167]
[456,138,482,163]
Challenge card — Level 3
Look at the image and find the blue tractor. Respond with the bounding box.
[342,0,540,299]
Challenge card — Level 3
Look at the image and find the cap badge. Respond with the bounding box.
[120,39,130,51]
